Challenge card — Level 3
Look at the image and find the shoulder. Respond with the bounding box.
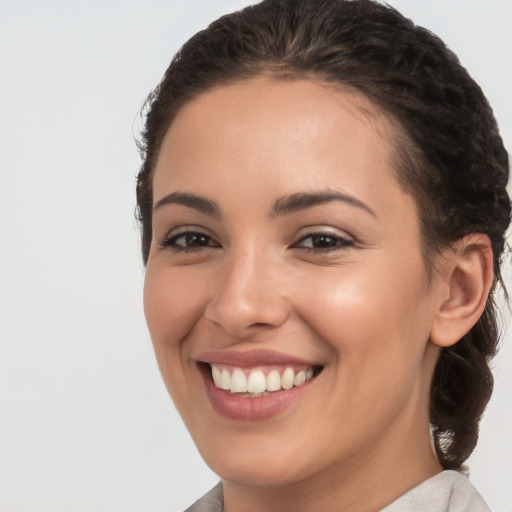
[183,482,223,512]
[182,471,490,512]
[381,470,491,512]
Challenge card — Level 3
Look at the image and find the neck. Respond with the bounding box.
[223,412,442,512]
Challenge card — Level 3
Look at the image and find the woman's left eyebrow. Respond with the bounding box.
[271,191,376,218]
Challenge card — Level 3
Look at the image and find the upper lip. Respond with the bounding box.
[197,349,318,368]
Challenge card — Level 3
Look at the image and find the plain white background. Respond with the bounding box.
[1,1,511,511]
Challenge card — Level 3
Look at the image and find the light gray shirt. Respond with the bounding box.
[184,470,490,512]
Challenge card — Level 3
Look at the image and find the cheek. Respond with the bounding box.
[143,263,214,420]
[296,265,435,432]
[295,258,433,363]
[143,264,208,362]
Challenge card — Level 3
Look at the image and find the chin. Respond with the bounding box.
[192,425,329,490]
[208,454,308,489]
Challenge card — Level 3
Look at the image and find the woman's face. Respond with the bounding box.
[144,78,445,490]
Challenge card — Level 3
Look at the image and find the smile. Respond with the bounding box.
[196,351,324,421]
[210,364,317,396]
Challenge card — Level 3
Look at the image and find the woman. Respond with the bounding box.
[136,0,510,510]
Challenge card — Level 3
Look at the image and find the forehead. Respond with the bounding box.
[153,77,400,195]
[169,76,395,145]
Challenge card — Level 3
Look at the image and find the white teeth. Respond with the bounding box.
[294,370,306,387]
[281,367,295,390]
[210,364,317,394]
[247,370,266,393]
[231,368,247,393]
[266,369,281,392]
[211,365,222,387]
[220,369,231,390]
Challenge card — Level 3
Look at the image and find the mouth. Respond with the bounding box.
[196,349,324,420]
[200,362,323,397]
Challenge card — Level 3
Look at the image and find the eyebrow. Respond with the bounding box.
[272,191,376,218]
[152,189,376,219]
[153,192,220,216]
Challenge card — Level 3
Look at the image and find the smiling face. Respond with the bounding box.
[144,77,446,507]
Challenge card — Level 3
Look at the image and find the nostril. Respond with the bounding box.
[204,268,291,337]
[248,322,274,329]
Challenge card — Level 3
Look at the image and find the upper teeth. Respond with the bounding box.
[210,365,314,394]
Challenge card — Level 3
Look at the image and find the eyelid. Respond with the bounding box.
[158,225,220,250]
[160,224,214,239]
[291,227,355,251]
[295,224,354,240]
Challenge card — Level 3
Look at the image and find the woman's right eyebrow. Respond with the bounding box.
[153,192,220,217]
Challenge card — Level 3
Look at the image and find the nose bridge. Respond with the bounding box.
[205,241,289,336]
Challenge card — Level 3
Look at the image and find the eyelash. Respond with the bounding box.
[159,231,220,253]
[159,230,354,254]
[293,232,355,252]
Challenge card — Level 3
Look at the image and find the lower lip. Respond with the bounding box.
[200,366,313,421]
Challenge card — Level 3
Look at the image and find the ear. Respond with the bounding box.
[430,234,494,348]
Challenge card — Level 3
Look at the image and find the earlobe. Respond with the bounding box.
[430,234,494,348]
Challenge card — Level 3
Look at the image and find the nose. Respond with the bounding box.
[204,245,290,338]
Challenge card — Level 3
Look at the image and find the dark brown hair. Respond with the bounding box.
[136,0,510,469]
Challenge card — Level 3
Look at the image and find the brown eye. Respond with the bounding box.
[295,232,354,251]
[160,231,220,251]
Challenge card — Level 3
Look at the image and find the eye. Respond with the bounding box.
[293,232,354,251]
[159,230,220,252]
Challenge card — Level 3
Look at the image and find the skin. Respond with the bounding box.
[144,77,475,512]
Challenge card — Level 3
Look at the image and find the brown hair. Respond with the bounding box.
[136,0,510,469]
